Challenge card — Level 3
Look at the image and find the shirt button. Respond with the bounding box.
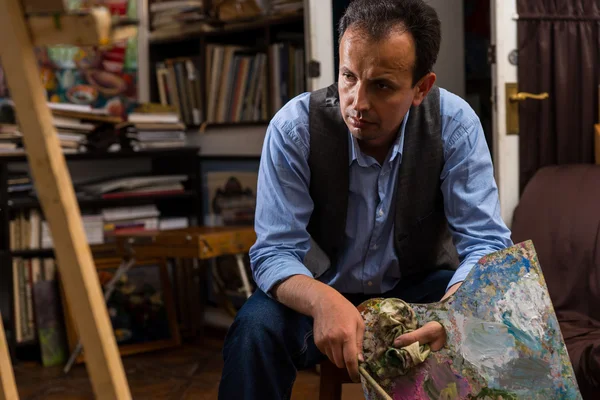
[377,208,384,217]
[368,281,373,287]
[371,244,378,250]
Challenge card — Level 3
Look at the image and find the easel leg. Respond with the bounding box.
[0,0,131,398]
[234,254,253,299]
[0,315,18,400]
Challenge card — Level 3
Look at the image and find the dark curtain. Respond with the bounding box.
[517,0,600,192]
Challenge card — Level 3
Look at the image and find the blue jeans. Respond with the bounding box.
[218,269,454,400]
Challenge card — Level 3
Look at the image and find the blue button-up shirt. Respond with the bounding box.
[250,87,513,295]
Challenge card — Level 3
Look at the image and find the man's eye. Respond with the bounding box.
[343,73,355,81]
[377,83,390,90]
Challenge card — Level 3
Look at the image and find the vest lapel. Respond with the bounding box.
[307,83,349,270]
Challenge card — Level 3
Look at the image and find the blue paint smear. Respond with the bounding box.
[502,312,543,354]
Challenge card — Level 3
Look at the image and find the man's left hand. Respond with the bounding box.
[392,282,462,351]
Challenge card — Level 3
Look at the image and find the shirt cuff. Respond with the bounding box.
[253,257,314,298]
[446,252,487,290]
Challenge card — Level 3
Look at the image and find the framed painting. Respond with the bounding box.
[62,257,180,363]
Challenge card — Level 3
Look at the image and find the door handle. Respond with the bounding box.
[509,92,549,102]
[505,83,550,135]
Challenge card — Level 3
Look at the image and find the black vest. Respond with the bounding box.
[306,83,459,280]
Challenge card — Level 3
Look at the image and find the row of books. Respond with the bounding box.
[268,42,305,116]
[10,174,190,249]
[12,257,57,344]
[12,256,71,368]
[155,58,204,127]
[155,42,306,125]
[9,206,189,251]
[205,46,269,123]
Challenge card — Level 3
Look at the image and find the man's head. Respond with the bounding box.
[337,0,441,145]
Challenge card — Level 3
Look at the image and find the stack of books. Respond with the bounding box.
[269,0,303,15]
[0,101,124,154]
[48,103,124,153]
[125,104,187,150]
[77,173,188,199]
[149,0,209,38]
[102,205,161,239]
[7,171,32,195]
[0,124,22,153]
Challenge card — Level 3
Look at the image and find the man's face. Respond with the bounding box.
[338,27,424,145]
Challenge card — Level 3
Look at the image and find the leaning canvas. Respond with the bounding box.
[358,241,582,399]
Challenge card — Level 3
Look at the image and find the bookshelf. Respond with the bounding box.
[0,147,202,361]
[143,2,308,130]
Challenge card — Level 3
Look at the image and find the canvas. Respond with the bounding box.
[357,240,582,399]
[0,0,138,115]
[62,258,181,364]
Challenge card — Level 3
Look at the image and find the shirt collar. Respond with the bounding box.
[348,109,410,167]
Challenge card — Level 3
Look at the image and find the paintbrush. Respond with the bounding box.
[358,363,392,400]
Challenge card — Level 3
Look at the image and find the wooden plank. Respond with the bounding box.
[0,1,132,399]
[27,7,137,47]
[0,315,19,400]
[21,0,68,13]
[116,226,257,260]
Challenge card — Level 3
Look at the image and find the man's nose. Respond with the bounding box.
[352,82,370,112]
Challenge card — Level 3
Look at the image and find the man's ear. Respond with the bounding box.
[412,72,436,107]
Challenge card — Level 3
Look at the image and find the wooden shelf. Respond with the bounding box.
[8,191,196,210]
[149,12,303,44]
[0,147,200,163]
[27,8,138,47]
[7,243,119,259]
[197,120,269,133]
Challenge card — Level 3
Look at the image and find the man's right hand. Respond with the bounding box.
[273,275,366,383]
[311,290,365,383]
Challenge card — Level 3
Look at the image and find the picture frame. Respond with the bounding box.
[200,159,259,227]
[61,257,180,363]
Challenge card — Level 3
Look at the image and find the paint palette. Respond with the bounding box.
[357,241,582,399]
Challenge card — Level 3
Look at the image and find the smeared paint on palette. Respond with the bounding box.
[358,241,582,399]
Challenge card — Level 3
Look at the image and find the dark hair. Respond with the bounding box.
[338,0,441,85]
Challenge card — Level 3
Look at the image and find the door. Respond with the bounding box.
[303,0,336,91]
[490,0,519,226]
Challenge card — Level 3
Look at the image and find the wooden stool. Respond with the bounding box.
[319,359,353,400]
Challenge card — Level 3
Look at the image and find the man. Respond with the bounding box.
[218,0,512,398]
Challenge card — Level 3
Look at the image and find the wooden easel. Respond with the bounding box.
[0,1,138,398]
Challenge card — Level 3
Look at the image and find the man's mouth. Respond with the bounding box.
[349,116,373,129]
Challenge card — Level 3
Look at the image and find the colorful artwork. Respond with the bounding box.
[0,0,138,116]
[358,241,582,399]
